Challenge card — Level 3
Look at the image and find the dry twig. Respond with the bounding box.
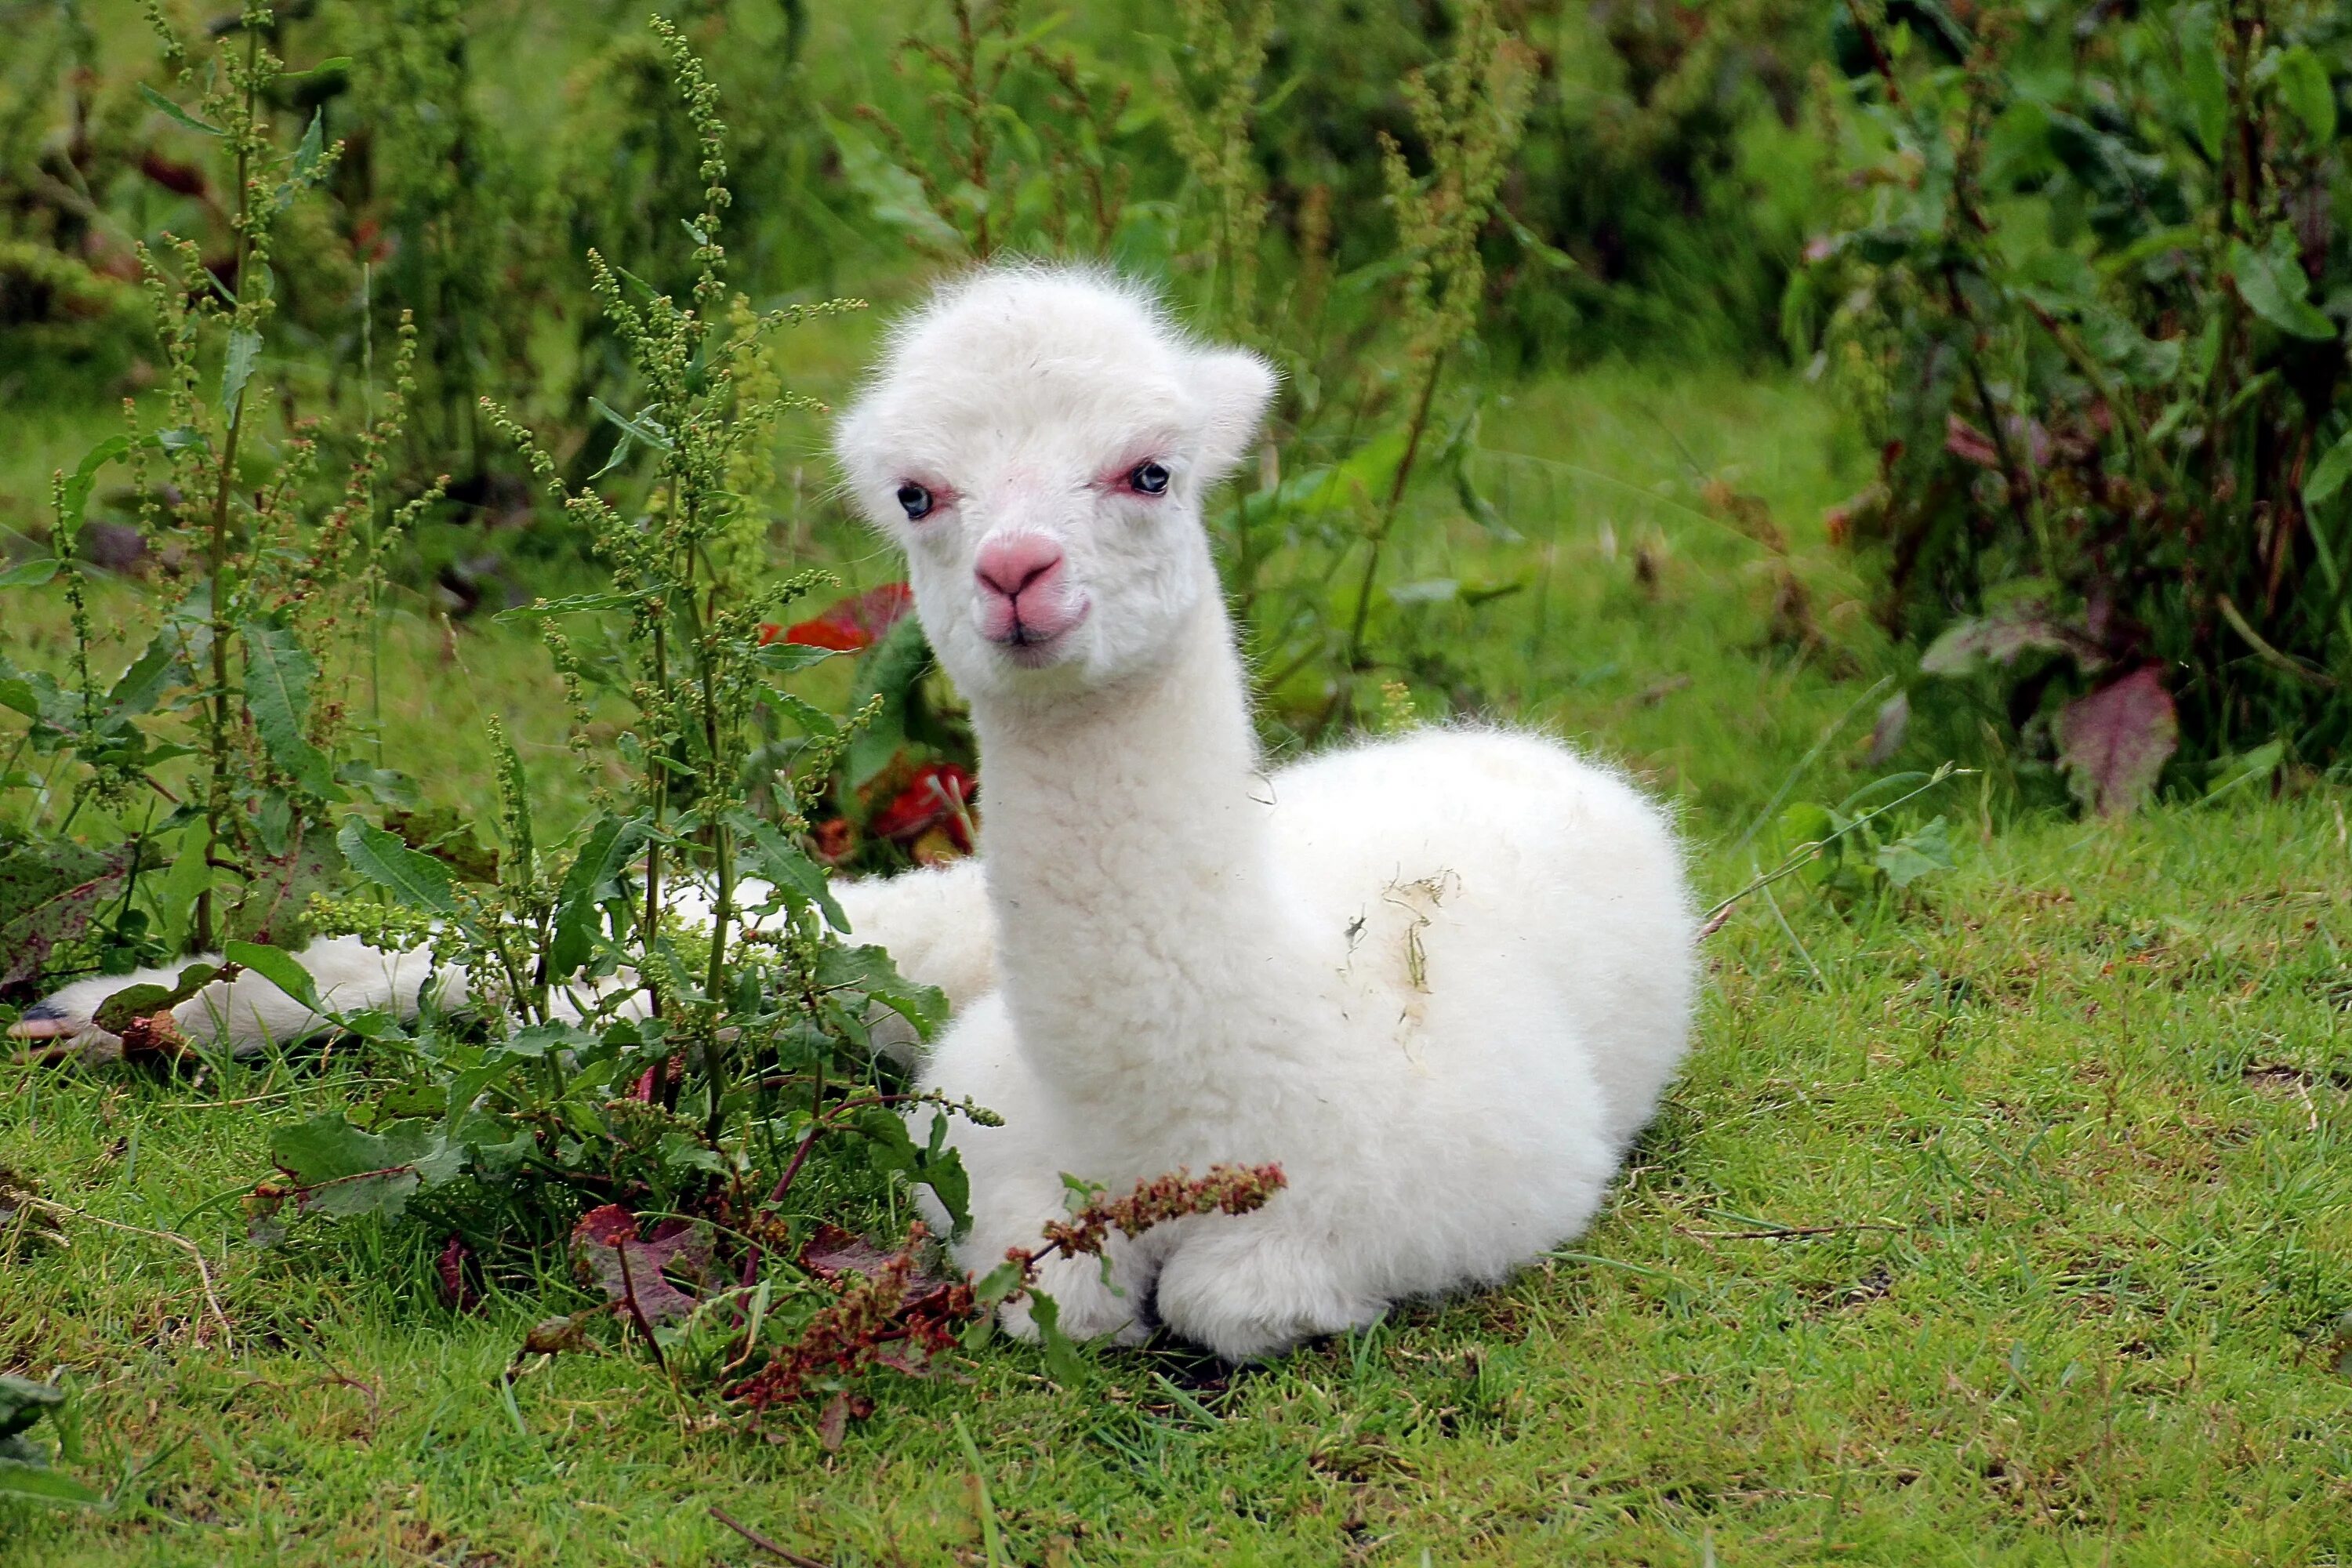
[24,1195,235,1351]
[710,1506,830,1568]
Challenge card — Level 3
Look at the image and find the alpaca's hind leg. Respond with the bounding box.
[1151,1214,1388,1362]
[10,935,457,1062]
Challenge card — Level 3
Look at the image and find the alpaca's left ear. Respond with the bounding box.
[1190,348,1278,482]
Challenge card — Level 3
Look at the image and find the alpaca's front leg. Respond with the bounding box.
[1151,1206,1390,1362]
[915,995,1145,1345]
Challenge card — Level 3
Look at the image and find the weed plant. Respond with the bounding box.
[0,0,445,994]
[1799,0,2352,805]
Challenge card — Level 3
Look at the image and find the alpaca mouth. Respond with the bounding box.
[991,601,1088,666]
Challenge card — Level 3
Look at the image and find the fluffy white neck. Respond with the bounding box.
[969,593,1318,1097]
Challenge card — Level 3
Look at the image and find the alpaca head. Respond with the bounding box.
[835,266,1275,706]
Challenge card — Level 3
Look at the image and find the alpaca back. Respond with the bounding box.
[1265,726,1697,1152]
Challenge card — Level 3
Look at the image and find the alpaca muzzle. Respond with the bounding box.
[974,532,1086,647]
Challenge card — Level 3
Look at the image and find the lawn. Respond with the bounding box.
[4,789,2347,1565]
[4,359,2349,1565]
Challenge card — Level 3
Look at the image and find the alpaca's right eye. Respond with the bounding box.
[896,483,935,521]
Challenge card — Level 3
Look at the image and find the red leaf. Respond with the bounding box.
[811,818,858,865]
[437,1234,481,1314]
[570,1206,712,1325]
[628,1054,685,1102]
[1919,606,2107,678]
[775,583,914,652]
[1944,414,2002,469]
[801,1222,956,1308]
[868,762,974,851]
[799,1222,899,1282]
[2055,666,2178,815]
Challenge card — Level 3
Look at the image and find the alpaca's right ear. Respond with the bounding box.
[1190,349,1278,482]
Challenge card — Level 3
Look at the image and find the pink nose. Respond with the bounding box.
[973,534,1080,644]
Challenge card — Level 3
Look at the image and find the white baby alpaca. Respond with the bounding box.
[834,266,1697,1360]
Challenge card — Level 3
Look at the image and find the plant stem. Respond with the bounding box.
[196,24,263,955]
[1331,346,1446,727]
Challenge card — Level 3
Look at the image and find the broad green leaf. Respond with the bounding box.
[2080,308,2181,387]
[138,82,224,136]
[2015,249,2097,312]
[1386,578,1459,606]
[586,428,635,481]
[548,813,644,975]
[272,111,328,212]
[764,691,839,739]
[267,1112,443,1221]
[240,617,336,796]
[2273,45,2337,143]
[748,640,840,674]
[0,1460,102,1507]
[90,963,221,1036]
[60,434,129,527]
[0,1376,63,1441]
[338,815,459,914]
[971,1258,1026,1311]
[824,112,964,252]
[491,1021,597,1061]
[493,591,644,623]
[1778,800,1837,849]
[106,627,187,717]
[2180,36,2227,162]
[0,559,60,590]
[157,820,212,954]
[222,940,325,1015]
[2305,427,2352,508]
[844,615,929,788]
[915,1107,970,1234]
[735,815,848,930]
[587,397,673,451]
[1027,1291,1090,1384]
[2227,238,2336,341]
[2206,739,2285,800]
[0,657,75,729]
[1874,816,1955,887]
[334,760,419,808]
[818,940,949,1040]
[272,1112,407,1184]
[0,840,133,993]
[220,328,264,416]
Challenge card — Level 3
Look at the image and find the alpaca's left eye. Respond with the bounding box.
[1128,461,1171,495]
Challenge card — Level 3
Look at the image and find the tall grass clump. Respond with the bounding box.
[1799,0,2352,811]
[1182,0,1538,735]
[837,0,1140,262]
[1,0,442,1007]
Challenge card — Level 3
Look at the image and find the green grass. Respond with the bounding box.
[4,795,2347,1565]
[4,366,2347,1564]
